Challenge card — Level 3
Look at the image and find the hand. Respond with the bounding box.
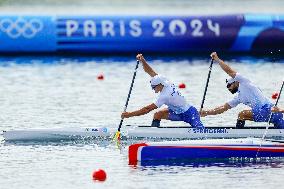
[271,106,280,112]
[199,110,208,117]
[136,54,145,62]
[210,52,219,61]
[121,112,131,119]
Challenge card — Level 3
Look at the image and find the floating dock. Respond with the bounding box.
[129,138,284,166]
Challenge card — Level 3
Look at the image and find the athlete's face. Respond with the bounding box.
[227,81,239,94]
[152,84,163,93]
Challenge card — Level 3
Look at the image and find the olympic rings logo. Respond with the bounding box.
[0,17,43,39]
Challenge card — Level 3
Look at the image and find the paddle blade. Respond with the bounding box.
[113,131,121,148]
[114,131,121,141]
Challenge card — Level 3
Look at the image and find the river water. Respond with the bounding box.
[1,0,284,188]
[0,55,283,189]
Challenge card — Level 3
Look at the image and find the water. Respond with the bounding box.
[1,0,284,188]
[0,55,284,189]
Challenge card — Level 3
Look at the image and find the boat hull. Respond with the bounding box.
[2,126,284,141]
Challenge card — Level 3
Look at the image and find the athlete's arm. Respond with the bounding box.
[211,52,237,78]
[121,103,158,118]
[136,54,157,77]
[200,103,232,117]
[271,106,284,113]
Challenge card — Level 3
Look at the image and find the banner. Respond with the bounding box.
[0,14,283,53]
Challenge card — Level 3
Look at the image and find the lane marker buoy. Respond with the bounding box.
[92,169,107,181]
[97,74,104,80]
[178,83,186,89]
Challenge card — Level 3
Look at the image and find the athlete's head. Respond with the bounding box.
[150,75,169,93]
[226,77,239,94]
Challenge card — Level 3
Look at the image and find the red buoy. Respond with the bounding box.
[92,169,107,181]
[272,92,279,100]
[178,83,186,89]
[97,74,104,80]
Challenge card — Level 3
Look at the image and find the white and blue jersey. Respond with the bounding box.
[227,73,284,128]
[227,73,272,110]
[154,83,191,114]
[153,79,204,128]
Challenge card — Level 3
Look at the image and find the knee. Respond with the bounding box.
[154,111,163,120]
[238,111,247,120]
[238,110,253,121]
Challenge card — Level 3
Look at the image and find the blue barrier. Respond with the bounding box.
[0,16,56,52]
[0,14,283,53]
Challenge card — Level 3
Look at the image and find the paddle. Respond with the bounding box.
[200,58,214,112]
[271,80,284,114]
[262,79,284,138]
[114,60,140,140]
[256,79,284,157]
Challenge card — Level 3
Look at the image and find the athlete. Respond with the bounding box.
[272,106,284,113]
[200,52,284,129]
[121,54,204,129]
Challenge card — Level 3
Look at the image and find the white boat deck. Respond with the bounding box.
[2,125,284,141]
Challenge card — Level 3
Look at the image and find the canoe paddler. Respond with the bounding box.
[121,54,204,129]
[200,52,284,129]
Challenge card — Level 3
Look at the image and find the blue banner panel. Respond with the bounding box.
[0,16,56,52]
[0,14,283,53]
[56,15,244,53]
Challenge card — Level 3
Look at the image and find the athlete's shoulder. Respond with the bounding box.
[235,73,251,83]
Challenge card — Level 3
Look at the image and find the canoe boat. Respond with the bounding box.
[2,125,284,141]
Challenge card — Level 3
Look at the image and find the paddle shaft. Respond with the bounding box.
[258,79,284,147]
[200,59,214,111]
[268,80,284,123]
[118,60,140,132]
[256,80,284,157]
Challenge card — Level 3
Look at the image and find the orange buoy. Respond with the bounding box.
[97,74,104,80]
[178,83,186,89]
[92,169,107,181]
[272,92,279,100]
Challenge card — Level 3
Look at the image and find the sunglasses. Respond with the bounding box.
[226,83,232,88]
[151,85,157,90]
